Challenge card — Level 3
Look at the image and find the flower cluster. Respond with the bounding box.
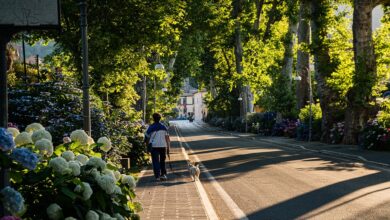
[361,119,390,150]
[6,127,19,138]
[74,182,93,200]
[97,137,112,152]
[10,148,39,170]
[14,132,32,146]
[0,186,24,215]
[70,129,89,145]
[31,129,52,143]
[0,128,15,151]
[330,122,344,144]
[49,157,73,175]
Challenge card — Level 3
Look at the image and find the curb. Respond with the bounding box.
[193,122,390,169]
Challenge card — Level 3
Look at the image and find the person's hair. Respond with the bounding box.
[152,113,162,123]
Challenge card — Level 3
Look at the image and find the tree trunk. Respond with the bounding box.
[343,0,381,144]
[263,0,281,42]
[281,19,298,86]
[296,0,310,110]
[310,1,338,143]
[253,0,265,33]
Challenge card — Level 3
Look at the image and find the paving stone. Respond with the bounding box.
[136,128,208,220]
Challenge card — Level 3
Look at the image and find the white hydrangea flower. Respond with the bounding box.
[7,127,20,138]
[64,217,77,220]
[49,157,71,175]
[114,171,121,181]
[46,203,63,220]
[70,130,89,145]
[113,185,122,195]
[25,123,44,133]
[121,175,136,189]
[75,154,89,165]
[14,132,33,146]
[90,168,101,180]
[85,210,99,220]
[86,157,106,170]
[97,174,116,194]
[74,182,93,200]
[35,138,54,157]
[61,151,75,161]
[69,161,81,176]
[31,129,52,143]
[87,136,95,145]
[114,213,125,220]
[97,137,112,152]
[102,169,116,181]
[100,212,116,220]
[63,137,72,144]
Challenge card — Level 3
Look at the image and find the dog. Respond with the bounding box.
[188,161,201,181]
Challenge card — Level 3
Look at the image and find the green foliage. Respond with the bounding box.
[360,120,390,150]
[377,99,390,128]
[374,12,390,96]
[8,81,106,145]
[298,103,322,140]
[299,103,322,123]
[261,74,297,118]
[11,126,140,219]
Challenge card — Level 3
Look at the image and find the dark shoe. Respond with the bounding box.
[155,177,160,181]
[160,175,167,181]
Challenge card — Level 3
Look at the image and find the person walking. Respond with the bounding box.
[145,113,171,181]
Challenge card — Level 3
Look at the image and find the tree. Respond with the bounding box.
[343,0,389,144]
[310,1,339,143]
[296,0,310,110]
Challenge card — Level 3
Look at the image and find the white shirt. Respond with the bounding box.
[150,130,168,148]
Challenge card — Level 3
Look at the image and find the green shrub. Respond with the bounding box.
[377,99,390,128]
[298,103,322,140]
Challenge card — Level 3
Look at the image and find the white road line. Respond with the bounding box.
[174,124,249,220]
[174,125,219,220]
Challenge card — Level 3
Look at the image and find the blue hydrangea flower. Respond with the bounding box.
[0,186,24,215]
[10,148,39,170]
[0,128,15,151]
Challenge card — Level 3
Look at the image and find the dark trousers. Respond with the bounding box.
[151,147,167,178]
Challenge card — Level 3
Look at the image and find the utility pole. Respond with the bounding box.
[0,33,12,216]
[22,34,27,83]
[79,0,91,135]
[36,54,39,81]
[308,69,313,142]
[142,75,147,122]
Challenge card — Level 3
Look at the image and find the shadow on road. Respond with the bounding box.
[173,121,390,219]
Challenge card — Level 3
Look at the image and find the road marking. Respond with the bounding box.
[174,124,249,220]
[173,125,219,220]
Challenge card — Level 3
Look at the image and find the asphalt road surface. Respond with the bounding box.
[172,120,390,220]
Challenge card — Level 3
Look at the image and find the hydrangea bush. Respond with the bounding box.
[8,82,106,145]
[360,119,390,150]
[0,123,141,219]
[330,122,345,144]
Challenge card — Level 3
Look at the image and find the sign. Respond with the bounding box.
[0,0,60,29]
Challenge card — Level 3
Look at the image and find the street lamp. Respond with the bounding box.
[294,72,313,142]
[79,0,91,135]
[154,63,165,113]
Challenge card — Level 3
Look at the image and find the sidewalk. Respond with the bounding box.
[194,121,390,168]
[136,127,209,220]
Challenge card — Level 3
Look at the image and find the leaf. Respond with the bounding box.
[25,167,52,184]
[54,145,66,156]
[94,191,107,210]
[10,171,23,183]
[61,187,78,201]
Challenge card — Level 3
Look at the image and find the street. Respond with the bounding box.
[172,120,390,220]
